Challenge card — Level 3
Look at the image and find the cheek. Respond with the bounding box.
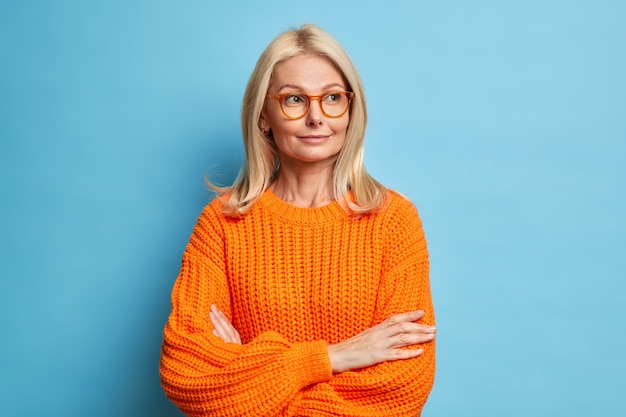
[270,117,302,137]
[333,116,350,134]
[265,111,291,133]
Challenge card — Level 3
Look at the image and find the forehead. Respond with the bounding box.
[270,54,345,90]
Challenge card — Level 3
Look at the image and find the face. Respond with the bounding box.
[260,54,350,170]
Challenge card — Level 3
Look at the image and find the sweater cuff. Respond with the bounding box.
[284,340,332,388]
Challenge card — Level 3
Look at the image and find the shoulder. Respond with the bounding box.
[373,189,424,237]
[386,189,416,208]
[197,194,264,234]
[378,191,428,257]
[193,197,224,225]
[199,194,246,221]
[203,196,227,215]
[192,196,233,237]
[384,190,421,220]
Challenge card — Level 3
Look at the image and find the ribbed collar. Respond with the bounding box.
[258,189,348,225]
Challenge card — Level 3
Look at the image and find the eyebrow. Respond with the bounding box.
[276,83,346,93]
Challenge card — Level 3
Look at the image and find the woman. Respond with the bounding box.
[160,24,436,416]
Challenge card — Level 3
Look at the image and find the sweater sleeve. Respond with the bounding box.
[159,205,333,417]
[282,197,436,417]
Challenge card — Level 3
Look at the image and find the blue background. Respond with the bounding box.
[1,1,624,416]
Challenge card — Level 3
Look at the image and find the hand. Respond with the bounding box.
[209,304,242,345]
[327,310,435,373]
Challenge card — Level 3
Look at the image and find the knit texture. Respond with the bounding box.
[160,189,435,416]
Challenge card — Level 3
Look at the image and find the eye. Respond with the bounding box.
[283,94,307,106]
[323,93,342,103]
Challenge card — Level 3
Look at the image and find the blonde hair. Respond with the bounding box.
[212,24,388,216]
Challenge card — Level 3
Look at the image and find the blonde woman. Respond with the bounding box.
[160,24,436,416]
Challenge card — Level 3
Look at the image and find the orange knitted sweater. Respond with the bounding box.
[160,189,435,416]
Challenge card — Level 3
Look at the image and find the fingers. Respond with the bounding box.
[392,330,435,348]
[210,307,240,344]
[387,322,436,338]
[380,310,436,348]
[388,348,424,361]
[209,306,228,340]
[328,310,434,373]
[383,311,435,332]
[385,310,425,326]
[209,304,242,344]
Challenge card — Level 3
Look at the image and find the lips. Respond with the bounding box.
[297,135,330,142]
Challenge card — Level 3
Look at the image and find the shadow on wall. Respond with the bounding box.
[113,130,244,417]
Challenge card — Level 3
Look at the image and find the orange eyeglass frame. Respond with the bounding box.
[265,91,355,120]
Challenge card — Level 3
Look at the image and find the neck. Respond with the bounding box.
[270,162,335,208]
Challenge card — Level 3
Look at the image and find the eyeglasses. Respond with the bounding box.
[266,91,354,120]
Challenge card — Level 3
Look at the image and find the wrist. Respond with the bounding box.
[327,343,346,374]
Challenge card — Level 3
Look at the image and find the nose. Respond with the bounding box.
[305,97,324,125]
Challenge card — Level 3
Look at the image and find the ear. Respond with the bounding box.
[259,111,270,133]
